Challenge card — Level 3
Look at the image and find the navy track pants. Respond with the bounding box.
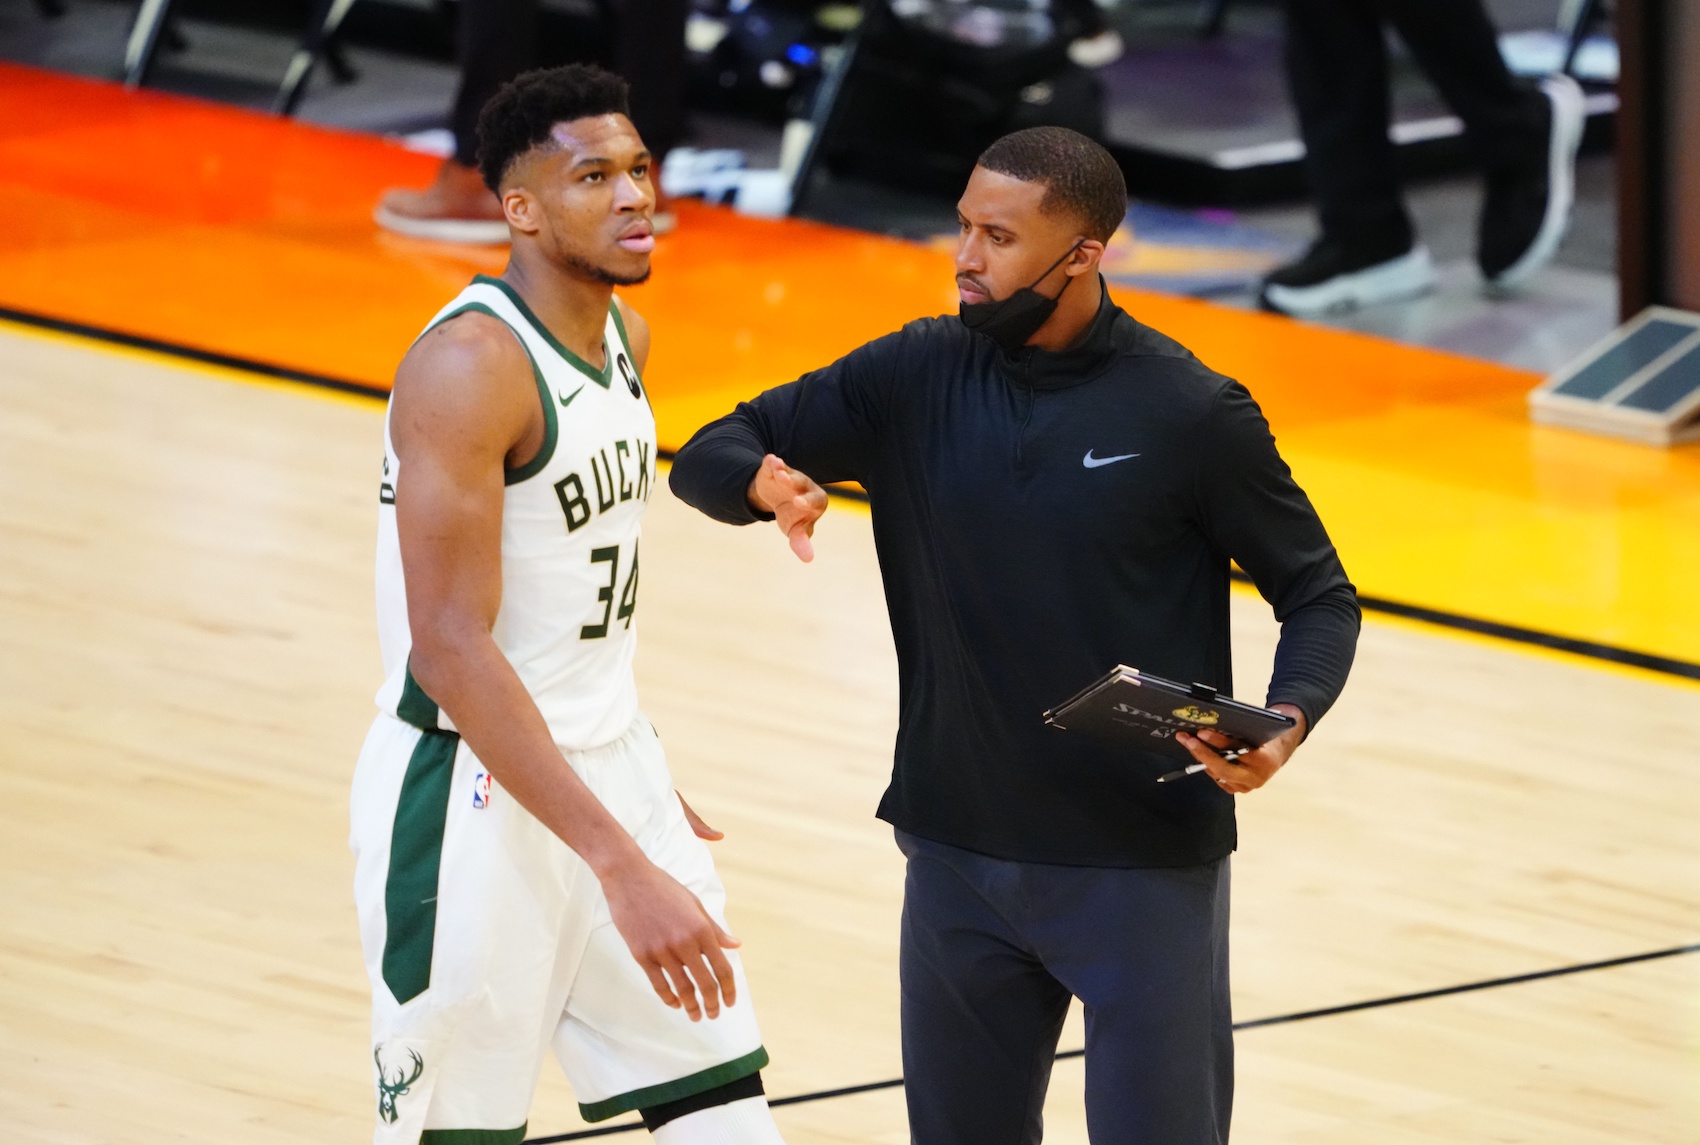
[896,830,1233,1145]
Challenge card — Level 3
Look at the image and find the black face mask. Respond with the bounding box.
[958,240,1084,355]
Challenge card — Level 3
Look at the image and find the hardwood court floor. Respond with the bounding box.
[2,324,1698,1144]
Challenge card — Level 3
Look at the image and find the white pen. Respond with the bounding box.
[1156,762,1208,783]
[1156,748,1247,783]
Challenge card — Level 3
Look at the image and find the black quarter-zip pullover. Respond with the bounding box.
[670,289,1361,867]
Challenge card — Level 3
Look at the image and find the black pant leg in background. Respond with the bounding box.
[1283,0,1546,244]
[618,0,690,158]
[452,0,542,168]
[1282,0,1410,245]
[1377,0,1546,174]
[896,830,1233,1145]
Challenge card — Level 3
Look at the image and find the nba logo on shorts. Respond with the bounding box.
[472,771,491,809]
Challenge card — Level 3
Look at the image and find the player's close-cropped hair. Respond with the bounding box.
[976,127,1128,243]
[476,64,633,192]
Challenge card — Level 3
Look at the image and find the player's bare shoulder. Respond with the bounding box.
[391,309,543,469]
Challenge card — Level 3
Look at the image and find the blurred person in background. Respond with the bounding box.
[378,0,687,242]
[1259,0,1584,316]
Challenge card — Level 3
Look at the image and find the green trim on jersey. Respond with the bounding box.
[396,660,441,730]
[418,300,559,486]
[474,275,615,389]
[382,728,459,1004]
[502,329,558,486]
[420,1126,527,1145]
[608,296,633,360]
[577,1047,770,1123]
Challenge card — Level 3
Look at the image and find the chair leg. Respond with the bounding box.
[1560,0,1601,76]
[787,19,867,217]
[123,0,175,87]
[324,39,360,85]
[274,0,361,116]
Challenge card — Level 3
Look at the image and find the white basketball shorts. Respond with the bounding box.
[350,712,767,1145]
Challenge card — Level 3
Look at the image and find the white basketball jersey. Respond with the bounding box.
[374,276,657,750]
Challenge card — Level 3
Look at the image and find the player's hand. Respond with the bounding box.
[1176,703,1307,795]
[678,793,724,841]
[601,857,741,1021]
[746,453,827,562]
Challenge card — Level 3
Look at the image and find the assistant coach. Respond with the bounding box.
[669,127,1361,1145]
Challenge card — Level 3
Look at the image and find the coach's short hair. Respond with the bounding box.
[976,127,1127,242]
[476,64,632,192]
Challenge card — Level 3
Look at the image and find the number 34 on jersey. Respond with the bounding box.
[554,436,651,640]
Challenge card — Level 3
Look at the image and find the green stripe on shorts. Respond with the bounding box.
[420,1127,526,1145]
[578,1046,770,1122]
[383,728,459,1004]
[396,658,441,730]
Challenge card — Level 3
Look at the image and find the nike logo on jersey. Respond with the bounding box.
[559,384,584,408]
[1083,449,1140,468]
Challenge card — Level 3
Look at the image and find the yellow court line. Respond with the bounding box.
[9,314,1695,694]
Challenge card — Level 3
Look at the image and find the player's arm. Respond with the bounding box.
[391,315,738,1020]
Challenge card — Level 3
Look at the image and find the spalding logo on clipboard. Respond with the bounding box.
[1042,665,1294,763]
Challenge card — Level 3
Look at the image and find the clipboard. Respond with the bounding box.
[1042,665,1295,763]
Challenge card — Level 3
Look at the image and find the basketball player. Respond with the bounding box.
[351,65,787,1145]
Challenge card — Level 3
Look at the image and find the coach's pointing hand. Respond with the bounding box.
[602,858,740,1021]
[747,453,828,562]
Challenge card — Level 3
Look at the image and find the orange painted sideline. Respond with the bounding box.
[3,63,1698,666]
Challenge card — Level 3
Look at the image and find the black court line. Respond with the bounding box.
[522,942,1700,1143]
[1353,591,1700,681]
[0,304,392,402]
[1218,940,1700,1029]
[1222,569,1700,683]
[7,305,1699,682]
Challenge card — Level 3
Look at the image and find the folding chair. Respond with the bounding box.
[122,0,367,112]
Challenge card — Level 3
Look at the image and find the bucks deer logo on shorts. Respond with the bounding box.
[374,1045,424,1124]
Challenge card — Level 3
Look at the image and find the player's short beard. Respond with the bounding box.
[563,251,651,287]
